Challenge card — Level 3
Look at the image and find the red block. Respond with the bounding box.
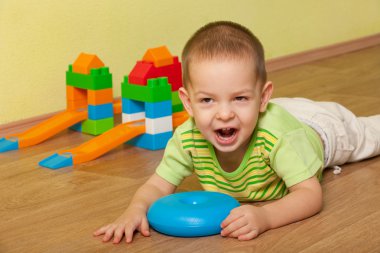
[128,56,183,91]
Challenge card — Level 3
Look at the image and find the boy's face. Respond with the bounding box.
[179,59,273,157]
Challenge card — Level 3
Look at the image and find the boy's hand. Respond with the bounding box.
[220,205,269,241]
[93,206,150,244]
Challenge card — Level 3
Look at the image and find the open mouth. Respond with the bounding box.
[215,128,237,144]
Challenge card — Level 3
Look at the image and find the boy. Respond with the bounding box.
[94,21,380,243]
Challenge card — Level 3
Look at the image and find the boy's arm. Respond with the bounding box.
[93,173,176,243]
[221,176,322,240]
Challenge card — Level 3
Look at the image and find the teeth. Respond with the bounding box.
[218,128,235,137]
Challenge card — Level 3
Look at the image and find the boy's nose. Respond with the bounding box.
[216,107,235,121]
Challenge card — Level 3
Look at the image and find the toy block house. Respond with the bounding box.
[122,46,184,150]
[66,53,114,135]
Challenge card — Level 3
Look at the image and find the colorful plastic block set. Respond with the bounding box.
[0,46,188,169]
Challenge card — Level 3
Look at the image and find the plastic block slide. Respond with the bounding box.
[1,110,87,150]
[122,77,171,103]
[39,153,73,170]
[0,137,19,152]
[87,88,113,105]
[66,65,112,90]
[128,131,173,150]
[88,103,114,120]
[72,53,104,75]
[145,100,172,118]
[40,120,146,169]
[142,46,173,67]
[40,111,189,169]
[122,98,145,114]
[122,112,146,123]
[145,116,173,135]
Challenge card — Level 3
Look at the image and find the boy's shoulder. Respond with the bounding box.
[257,102,305,137]
[172,117,202,141]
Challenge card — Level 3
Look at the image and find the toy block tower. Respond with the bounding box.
[66,53,114,135]
[121,46,184,150]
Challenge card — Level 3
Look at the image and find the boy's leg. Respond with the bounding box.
[317,102,380,164]
[271,98,380,167]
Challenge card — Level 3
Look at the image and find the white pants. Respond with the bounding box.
[271,98,380,168]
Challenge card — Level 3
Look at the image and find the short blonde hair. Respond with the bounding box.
[182,21,267,87]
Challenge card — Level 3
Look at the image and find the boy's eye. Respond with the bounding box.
[235,96,248,101]
[200,98,213,103]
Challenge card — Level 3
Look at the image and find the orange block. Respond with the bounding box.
[72,53,104,74]
[87,88,113,105]
[67,99,87,110]
[142,46,173,67]
[66,86,87,101]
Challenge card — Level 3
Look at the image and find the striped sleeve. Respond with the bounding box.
[155,127,194,186]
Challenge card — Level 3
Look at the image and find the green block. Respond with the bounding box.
[171,90,182,106]
[81,117,114,135]
[121,76,171,102]
[172,103,184,113]
[66,65,112,90]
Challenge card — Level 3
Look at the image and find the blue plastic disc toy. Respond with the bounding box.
[147,191,240,237]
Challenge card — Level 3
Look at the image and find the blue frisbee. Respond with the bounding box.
[147,191,240,237]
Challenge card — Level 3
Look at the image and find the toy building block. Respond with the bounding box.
[145,116,173,135]
[122,76,171,103]
[66,86,87,101]
[88,88,113,105]
[88,103,114,120]
[122,112,146,123]
[171,91,184,113]
[128,57,182,90]
[72,53,105,74]
[145,100,172,118]
[66,65,112,90]
[81,117,114,135]
[143,46,173,67]
[128,131,173,150]
[122,98,145,114]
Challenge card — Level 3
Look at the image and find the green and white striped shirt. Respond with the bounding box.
[156,103,324,202]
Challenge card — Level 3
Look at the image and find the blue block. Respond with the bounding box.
[39,153,73,169]
[122,98,144,114]
[70,122,82,132]
[0,137,19,152]
[145,100,172,118]
[128,131,172,150]
[88,103,114,120]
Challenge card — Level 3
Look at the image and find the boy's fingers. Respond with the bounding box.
[221,211,243,229]
[125,224,136,243]
[139,218,151,236]
[227,224,250,238]
[93,225,109,236]
[103,225,117,242]
[238,229,259,241]
[221,216,247,236]
[113,225,126,244]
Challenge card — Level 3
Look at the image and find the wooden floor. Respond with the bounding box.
[1,45,380,253]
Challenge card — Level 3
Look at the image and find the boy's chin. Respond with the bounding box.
[212,143,239,154]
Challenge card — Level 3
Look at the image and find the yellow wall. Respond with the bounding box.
[1,0,379,125]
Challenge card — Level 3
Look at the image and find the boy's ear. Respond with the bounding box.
[259,81,274,112]
[178,87,194,117]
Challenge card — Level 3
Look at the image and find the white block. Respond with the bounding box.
[122,112,145,123]
[145,116,173,134]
